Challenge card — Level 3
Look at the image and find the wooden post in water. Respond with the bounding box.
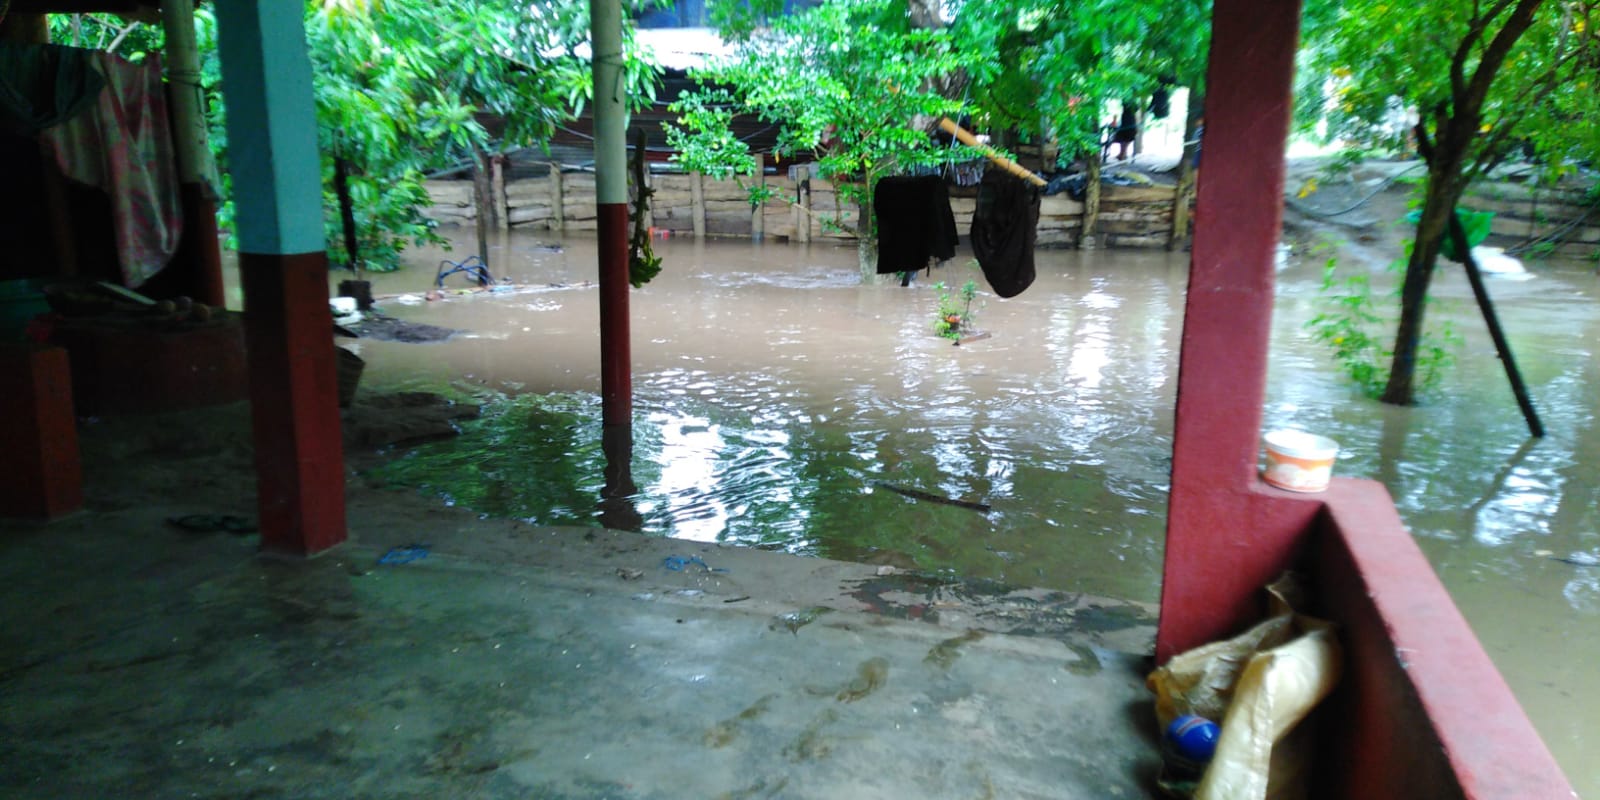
[751,154,766,241]
[551,163,565,232]
[1169,101,1203,251]
[491,153,508,230]
[691,170,707,238]
[472,147,493,267]
[1081,153,1101,249]
[795,165,811,243]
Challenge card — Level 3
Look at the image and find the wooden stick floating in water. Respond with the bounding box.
[872,481,992,513]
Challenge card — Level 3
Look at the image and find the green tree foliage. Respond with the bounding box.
[672,0,1210,274]
[47,13,165,61]
[298,0,604,271]
[671,0,980,242]
[1300,0,1600,404]
[56,1,664,272]
[955,0,1210,160]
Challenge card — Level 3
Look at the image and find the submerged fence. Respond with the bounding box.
[422,163,1188,250]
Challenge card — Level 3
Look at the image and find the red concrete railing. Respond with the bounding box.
[1310,478,1576,799]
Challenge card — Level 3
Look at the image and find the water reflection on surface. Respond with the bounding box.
[351,230,1596,794]
[363,235,1183,603]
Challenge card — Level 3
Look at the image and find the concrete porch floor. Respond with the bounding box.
[0,404,1163,799]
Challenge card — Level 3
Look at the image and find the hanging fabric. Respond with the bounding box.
[970,168,1040,298]
[0,43,105,136]
[39,50,183,288]
[873,174,957,276]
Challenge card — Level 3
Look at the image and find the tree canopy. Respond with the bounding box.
[1298,0,1600,404]
[53,0,663,272]
[667,0,1211,272]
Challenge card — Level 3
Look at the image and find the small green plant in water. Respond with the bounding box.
[933,277,979,339]
[1306,255,1459,399]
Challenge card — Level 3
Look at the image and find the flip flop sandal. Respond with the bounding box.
[167,514,257,535]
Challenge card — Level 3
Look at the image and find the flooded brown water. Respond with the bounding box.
[336,229,1595,795]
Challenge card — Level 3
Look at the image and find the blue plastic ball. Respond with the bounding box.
[1165,715,1221,762]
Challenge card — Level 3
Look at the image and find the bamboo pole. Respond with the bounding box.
[937,117,1046,187]
[1448,213,1544,438]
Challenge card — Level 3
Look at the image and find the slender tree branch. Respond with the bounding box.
[105,20,141,54]
[1453,0,1525,100]
[1461,0,1543,111]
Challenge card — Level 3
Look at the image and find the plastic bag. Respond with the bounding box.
[1147,573,1342,800]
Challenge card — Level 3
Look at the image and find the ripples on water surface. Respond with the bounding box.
[366,237,1184,603]
[351,231,1600,794]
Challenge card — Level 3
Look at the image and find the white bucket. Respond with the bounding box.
[1262,429,1339,492]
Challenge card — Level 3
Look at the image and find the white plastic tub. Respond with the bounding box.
[1262,429,1339,492]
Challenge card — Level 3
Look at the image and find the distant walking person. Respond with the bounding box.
[1112,99,1139,161]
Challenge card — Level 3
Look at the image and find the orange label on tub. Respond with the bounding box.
[1263,452,1334,492]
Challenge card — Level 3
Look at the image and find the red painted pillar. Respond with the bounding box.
[598,205,631,425]
[214,1,346,556]
[240,252,345,555]
[1156,0,1321,662]
[591,0,632,428]
[0,345,83,521]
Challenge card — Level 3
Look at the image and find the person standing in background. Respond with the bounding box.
[1112,99,1139,161]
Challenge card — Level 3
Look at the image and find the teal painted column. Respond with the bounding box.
[213,2,323,254]
[213,2,346,556]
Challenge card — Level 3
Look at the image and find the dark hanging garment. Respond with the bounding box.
[874,175,958,275]
[0,43,105,136]
[1150,86,1171,119]
[970,169,1040,298]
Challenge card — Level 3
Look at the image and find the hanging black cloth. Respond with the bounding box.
[970,168,1040,299]
[0,43,105,136]
[873,175,957,275]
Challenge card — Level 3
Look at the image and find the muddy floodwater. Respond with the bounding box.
[340,229,1597,795]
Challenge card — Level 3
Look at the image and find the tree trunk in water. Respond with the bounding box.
[1381,152,1468,405]
[857,187,877,281]
[1168,99,1203,251]
[1081,152,1101,249]
[333,157,360,274]
[1383,0,1544,405]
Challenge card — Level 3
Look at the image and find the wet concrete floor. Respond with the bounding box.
[0,405,1162,799]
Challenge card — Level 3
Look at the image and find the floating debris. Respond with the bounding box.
[704,694,776,749]
[924,630,985,670]
[663,554,728,573]
[769,606,832,635]
[1553,552,1600,568]
[713,775,790,800]
[872,480,991,513]
[836,657,890,703]
[378,545,430,565]
[1063,642,1103,676]
[782,709,840,762]
[616,568,644,581]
